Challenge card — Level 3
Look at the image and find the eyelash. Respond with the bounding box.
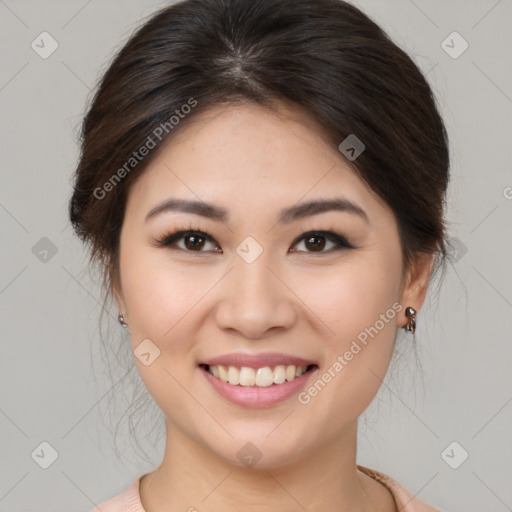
[153,223,356,254]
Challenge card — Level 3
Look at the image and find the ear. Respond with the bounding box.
[112,281,126,314]
[110,271,126,317]
[398,252,434,328]
[113,286,125,313]
[104,253,126,316]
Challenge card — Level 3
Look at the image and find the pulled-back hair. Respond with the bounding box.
[69,0,450,300]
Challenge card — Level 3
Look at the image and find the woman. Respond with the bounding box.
[69,0,450,510]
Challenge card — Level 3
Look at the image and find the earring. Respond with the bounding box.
[118,312,128,329]
[403,306,416,334]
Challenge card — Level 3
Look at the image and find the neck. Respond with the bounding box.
[139,419,379,512]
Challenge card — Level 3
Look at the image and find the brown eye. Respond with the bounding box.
[291,231,354,253]
[304,234,327,251]
[156,230,221,253]
[183,233,207,251]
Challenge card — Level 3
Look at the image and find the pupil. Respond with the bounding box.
[306,235,325,251]
[186,235,204,250]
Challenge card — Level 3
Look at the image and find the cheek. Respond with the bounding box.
[119,246,201,360]
[295,254,402,415]
[120,236,402,416]
[119,252,204,416]
[300,256,401,347]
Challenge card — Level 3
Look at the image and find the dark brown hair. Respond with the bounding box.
[68,0,450,463]
[69,0,450,301]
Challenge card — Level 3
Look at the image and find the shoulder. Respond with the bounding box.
[357,464,444,512]
[90,469,448,512]
[89,476,145,512]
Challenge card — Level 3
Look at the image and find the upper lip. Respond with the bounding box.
[200,352,317,368]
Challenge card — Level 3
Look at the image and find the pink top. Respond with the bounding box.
[91,465,443,512]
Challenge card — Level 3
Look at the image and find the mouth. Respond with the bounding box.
[199,363,318,387]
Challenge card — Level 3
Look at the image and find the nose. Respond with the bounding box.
[214,252,297,339]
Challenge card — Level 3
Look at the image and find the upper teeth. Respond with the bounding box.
[207,364,309,387]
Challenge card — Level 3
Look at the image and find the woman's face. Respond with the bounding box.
[115,101,430,467]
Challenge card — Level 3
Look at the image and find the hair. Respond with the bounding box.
[68,0,450,463]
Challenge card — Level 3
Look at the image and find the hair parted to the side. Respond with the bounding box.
[68,0,450,462]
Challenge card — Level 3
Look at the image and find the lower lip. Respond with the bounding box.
[200,365,318,408]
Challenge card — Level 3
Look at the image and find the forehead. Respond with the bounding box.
[124,101,386,221]
[176,100,337,166]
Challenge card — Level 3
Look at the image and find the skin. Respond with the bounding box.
[113,101,433,512]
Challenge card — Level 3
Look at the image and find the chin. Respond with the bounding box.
[205,431,312,470]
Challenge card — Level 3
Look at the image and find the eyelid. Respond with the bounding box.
[155,228,221,251]
[290,230,355,250]
[153,226,356,253]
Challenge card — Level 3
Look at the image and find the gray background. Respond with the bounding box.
[1,0,511,511]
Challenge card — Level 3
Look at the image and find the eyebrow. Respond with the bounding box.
[145,197,369,224]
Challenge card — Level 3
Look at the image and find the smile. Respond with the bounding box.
[199,362,319,408]
[202,364,316,387]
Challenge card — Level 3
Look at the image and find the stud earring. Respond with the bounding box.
[118,312,128,328]
[403,306,416,334]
